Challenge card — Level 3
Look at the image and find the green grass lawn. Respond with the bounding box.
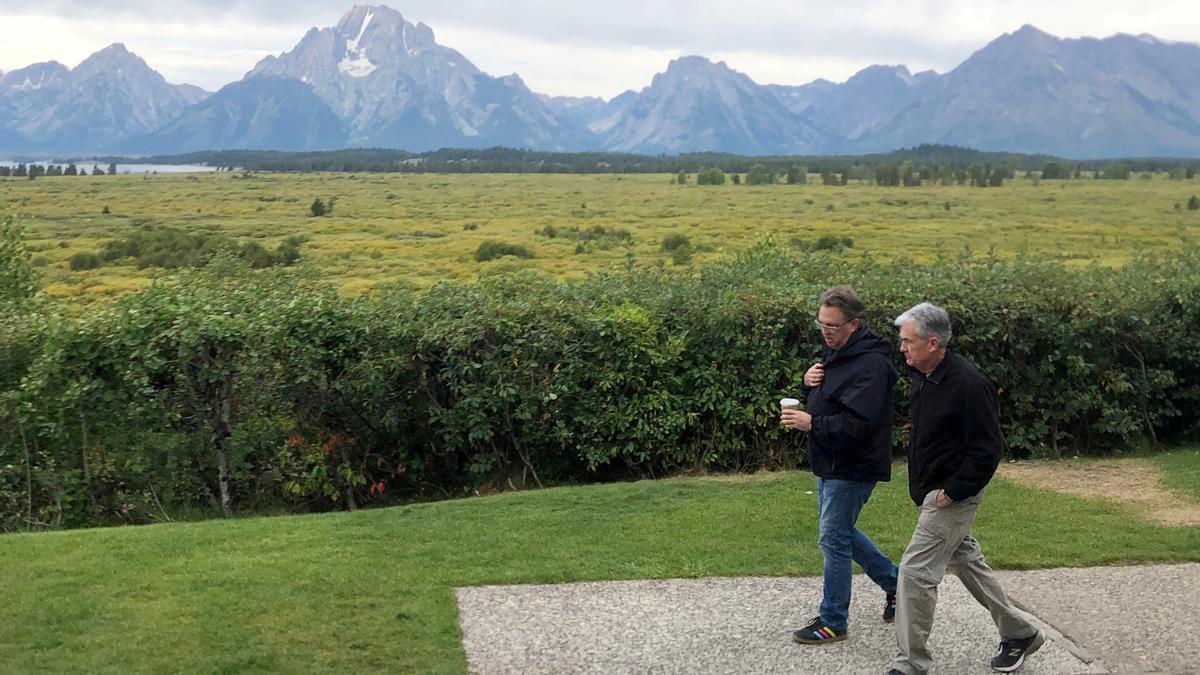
[1156,446,1200,499]
[1,462,1197,673]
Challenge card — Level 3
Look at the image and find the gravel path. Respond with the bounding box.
[999,563,1200,673]
[456,564,1161,667]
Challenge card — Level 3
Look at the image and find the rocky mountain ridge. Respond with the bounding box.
[1,45,206,153]
[2,9,1200,158]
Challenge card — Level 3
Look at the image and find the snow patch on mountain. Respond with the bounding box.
[11,78,45,91]
[400,25,414,56]
[456,117,479,137]
[338,8,377,78]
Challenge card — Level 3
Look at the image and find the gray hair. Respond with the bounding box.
[894,302,952,344]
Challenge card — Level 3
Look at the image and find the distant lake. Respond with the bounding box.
[0,160,220,174]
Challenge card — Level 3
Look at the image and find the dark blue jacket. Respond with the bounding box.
[801,326,897,482]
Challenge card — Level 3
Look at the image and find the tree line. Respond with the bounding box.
[677,158,1200,188]
[0,163,118,178]
[100,144,1076,175]
[83,142,1200,186]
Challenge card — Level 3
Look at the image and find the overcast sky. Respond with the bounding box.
[2,1,1198,98]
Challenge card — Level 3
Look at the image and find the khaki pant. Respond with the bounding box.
[889,489,1038,675]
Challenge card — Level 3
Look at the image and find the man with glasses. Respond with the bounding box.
[781,285,899,645]
[886,302,1043,674]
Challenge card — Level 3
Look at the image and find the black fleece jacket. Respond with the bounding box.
[905,350,1004,505]
[801,326,897,482]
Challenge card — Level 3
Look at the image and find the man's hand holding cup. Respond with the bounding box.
[779,397,812,431]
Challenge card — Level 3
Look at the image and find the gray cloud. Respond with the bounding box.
[5,1,1197,54]
[0,1,1157,65]
[2,1,1197,95]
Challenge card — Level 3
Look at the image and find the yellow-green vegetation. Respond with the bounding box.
[1,463,1197,673]
[3,171,1198,301]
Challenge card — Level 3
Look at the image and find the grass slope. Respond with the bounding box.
[1,465,1198,673]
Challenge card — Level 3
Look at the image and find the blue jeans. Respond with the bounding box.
[816,477,899,631]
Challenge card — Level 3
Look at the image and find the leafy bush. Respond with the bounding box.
[79,227,304,270]
[746,164,775,185]
[697,167,727,185]
[1041,162,1069,180]
[661,233,692,252]
[1,209,38,302]
[538,224,631,246]
[812,235,853,251]
[69,251,103,270]
[790,235,854,253]
[1099,163,1131,180]
[475,241,533,262]
[1188,195,1199,211]
[6,242,1200,530]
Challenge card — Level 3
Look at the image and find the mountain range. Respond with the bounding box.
[2,5,1200,159]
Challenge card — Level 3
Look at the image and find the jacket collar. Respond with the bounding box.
[911,348,955,384]
[823,326,866,364]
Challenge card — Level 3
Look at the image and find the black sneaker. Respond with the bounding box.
[990,631,1045,672]
[883,592,897,623]
[792,615,847,644]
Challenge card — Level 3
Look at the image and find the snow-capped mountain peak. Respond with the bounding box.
[338,6,377,78]
[246,4,563,151]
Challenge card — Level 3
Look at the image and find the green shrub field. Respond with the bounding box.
[3,171,1199,301]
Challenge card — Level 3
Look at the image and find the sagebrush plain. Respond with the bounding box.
[4,171,1199,301]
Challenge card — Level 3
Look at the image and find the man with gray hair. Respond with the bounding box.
[886,302,1043,675]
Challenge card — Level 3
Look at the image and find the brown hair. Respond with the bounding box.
[819,285,865,321]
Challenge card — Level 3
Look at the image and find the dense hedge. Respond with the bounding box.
[2,242,1199,530]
